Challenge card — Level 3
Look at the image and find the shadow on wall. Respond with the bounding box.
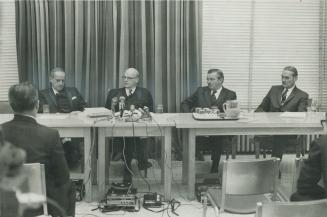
[0,101,13,113]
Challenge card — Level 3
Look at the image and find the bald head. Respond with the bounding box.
[122,68,140,88]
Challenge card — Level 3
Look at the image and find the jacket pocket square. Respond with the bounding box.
[72,96,77,100]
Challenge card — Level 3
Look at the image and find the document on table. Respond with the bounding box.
[280,112,306,118]
[37,114,69,119]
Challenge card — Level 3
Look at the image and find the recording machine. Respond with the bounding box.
[99,182,139,212]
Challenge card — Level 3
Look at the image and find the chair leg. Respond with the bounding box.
[202,194,208,217]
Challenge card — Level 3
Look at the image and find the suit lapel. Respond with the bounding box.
[283,86,297,106]
[49,88,58,106]
[65,89,73,108]
[121,88,128,98]
[276,86,284,106]
[216,88,225,107]
[203,87,211,107]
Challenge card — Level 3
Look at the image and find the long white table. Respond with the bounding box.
[0,113,94,202]
[174,112,326,199]
[95,113,176,200]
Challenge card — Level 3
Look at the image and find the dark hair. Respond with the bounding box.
[50,67,65,78]
[283,66,298,77]
[207,68,224,80]
[8,82,38,113]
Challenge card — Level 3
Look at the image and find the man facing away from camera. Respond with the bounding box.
[1,82,75,217]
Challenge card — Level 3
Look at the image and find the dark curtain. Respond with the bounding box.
[15,0,201,110]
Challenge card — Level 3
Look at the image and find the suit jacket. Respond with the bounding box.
[296,136,327,198]
[255,85,308,112]
[105,87,154,112]
[181,86,237,113]
[0,115,75,217]
[39,86,87,113]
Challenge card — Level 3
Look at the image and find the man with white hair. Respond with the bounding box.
[105,68,154,183]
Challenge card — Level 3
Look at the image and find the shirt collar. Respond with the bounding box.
[52,87,59,95]
[125,87,136,95]
[211,86,222,95]
[284,85,295,94]
[15,113,36,120]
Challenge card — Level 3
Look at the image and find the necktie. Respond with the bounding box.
[281,88,288,105]
[211,90,217,103]
[128,89,133,96]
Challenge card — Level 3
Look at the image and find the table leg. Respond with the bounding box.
[231,136,238,159]
[188,129,196,200]
[161,127,172,200]
[98,128,107,200]
[182,129,189,184]
[84,128,92,202]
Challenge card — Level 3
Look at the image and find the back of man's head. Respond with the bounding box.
[8,82,38,113]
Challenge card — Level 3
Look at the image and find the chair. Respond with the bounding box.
[276,157,305,202]
[253,135,305,159]
[19,163,48,216]
[292,157,305,193]
[203,158,280,217]
[0,101,12,113]
[255,199,327,217]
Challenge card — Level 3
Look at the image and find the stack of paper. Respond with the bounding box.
[83,107,112,118]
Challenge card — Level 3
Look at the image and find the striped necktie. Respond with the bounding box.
[281,88,288,105]
[211,90,217,103]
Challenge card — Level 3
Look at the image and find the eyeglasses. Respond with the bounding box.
[122,76,137,80]
[207,77,221,81]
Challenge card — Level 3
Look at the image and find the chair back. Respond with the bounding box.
[222,158,280,195]
[0,101,12,113]
[219,158,280,213]
[292,157,305,193]
[255,199,327,217]
[23,163,48,215]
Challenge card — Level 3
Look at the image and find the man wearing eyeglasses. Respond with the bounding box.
[181,68,237,173]
[255,66,308,169]
[105,68,153,183]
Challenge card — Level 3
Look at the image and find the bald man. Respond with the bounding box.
[105,68,154,183]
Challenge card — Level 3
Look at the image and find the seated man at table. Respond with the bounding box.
[291,135,326,201]
[181,68,237,173]
[1,82,75,216]
[39,67,87,169]
[105,67,154,183]
[255,66,308,161]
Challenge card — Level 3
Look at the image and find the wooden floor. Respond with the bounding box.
[76,154,298,217]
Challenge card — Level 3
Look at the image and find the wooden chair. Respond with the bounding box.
[255,199,327,217]
[203,158,280,217]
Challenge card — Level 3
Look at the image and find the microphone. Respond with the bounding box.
[119,96,125,111]
[111,97,118,112]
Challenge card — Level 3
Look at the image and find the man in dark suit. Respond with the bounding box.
[181,68,237,172]
[256,66,309,160]
[39,67,87,113]
[291,136,327,201]
[1,82,75,217]
[39,67,87,169]
[105,68,154,183]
